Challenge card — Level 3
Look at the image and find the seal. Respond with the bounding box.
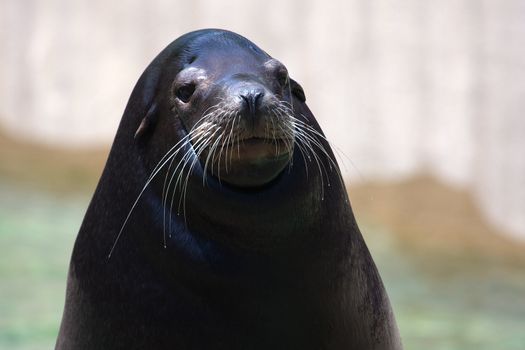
[55,29,402,350]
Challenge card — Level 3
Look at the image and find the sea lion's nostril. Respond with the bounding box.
[240,91,264,116]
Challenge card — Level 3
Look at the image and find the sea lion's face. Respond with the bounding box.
[169,43,297,188]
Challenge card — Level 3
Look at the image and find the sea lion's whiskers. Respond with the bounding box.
[179,136,213,224]
[160,131,205,241]
[268,108,294,155]
[264,107,270,145]
[220,114,232,173]
[145,132,191,183]
[163,136,206,234]
[268,110,279,154]
[280,123,295,156]
[164,131,215,229]
[269,104,294,153]
[199,124,223,187]
[225,112,237,172]
[211,132,226,184]
[181,125,225,216]
[170,131,216,216]
[160,118,218,235]
[278,99,293,109]
[290,117,343,177]
[279,120,303,157]
[203,134,221,185]
[152,106,219,183]
[224,121,238,174]
[181,122,221,192]
[289,117,348,195]
[267,107,297,172]
[162,153,178,247]
[291,123,333,181]
[163,130,213,238]
[217,109,239,180]
[295,118,364,183]
[202,128,224,180]
[228,113,240,172]
[195,109,226,186]
[274,117,296,171]
[161,123,215,229]
[215,115,235,180]
[278,115,329,189]
[163,112,220,211]
[169,128,213,194]
[288,117,336,166]
[108,131,201,258]
[293,129,327,199]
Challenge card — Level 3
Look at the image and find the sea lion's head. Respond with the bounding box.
[108,29,340,255]
[135,29,307,189]
[170,40,299,188]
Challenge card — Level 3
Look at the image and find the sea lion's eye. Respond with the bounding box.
[176,83,196,103]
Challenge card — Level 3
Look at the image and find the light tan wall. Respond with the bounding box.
[1,0,524,239]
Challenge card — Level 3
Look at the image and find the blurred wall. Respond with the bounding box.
[1,0,524,239]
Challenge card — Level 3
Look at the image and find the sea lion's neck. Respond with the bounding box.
[173,157,350,253]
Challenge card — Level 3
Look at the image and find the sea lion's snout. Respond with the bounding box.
[201,79,294,188]
[230,80,269,134]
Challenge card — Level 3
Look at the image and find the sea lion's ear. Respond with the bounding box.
[134,102,159,140]
[290,78,306,103]
[134,66,162,140]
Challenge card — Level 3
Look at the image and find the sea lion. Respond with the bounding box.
[55,29,402,350]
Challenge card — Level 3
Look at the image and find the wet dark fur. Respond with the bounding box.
[55,29,402,350]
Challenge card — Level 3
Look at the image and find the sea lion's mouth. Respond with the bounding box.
[198,136,294,188]
[218,137,293,160]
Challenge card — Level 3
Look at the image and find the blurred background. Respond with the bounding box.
[1,0,524,349]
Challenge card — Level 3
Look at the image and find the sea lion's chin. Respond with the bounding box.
[199,138,293,188]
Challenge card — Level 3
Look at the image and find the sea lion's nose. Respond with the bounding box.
[240,89,264,116]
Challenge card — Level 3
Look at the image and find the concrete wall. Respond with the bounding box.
[1,0,524,239]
